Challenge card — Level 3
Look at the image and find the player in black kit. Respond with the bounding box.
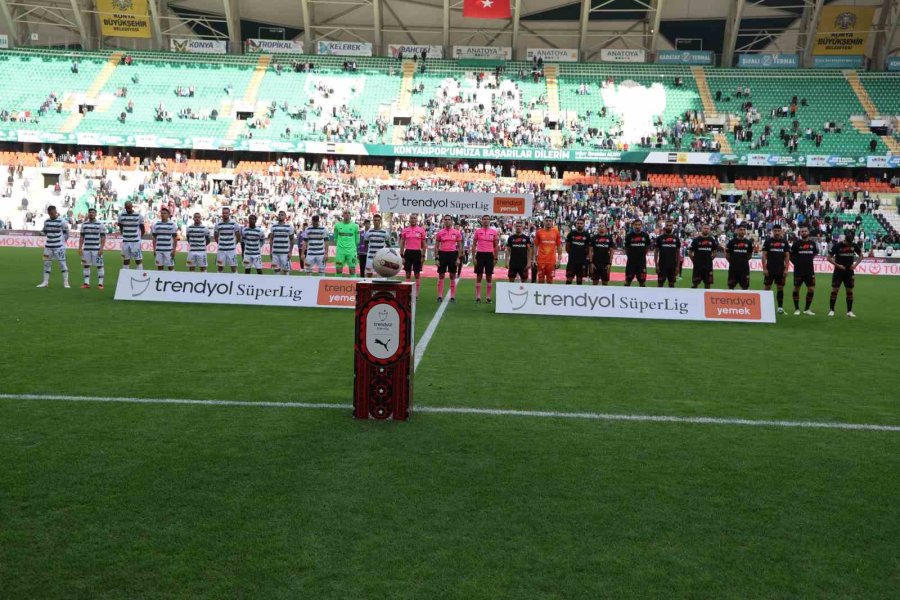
[725,224,753,290]
[762,224,790,314]
[653,219,681,288]
[790,225,818,315]
[505,220,533,283]
[689,224,720,289]
[827,230,863,318]
[565,218,590,285]
[589,223,614,285]
[623,219,650,287]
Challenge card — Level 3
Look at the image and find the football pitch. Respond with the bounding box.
[1,247,898,598]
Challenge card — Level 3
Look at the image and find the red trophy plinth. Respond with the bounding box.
[353,280,415,420]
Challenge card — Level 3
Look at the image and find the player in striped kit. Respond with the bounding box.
[151,207,179,271]
[36,205,70,288]
[215,207,241,273]
[303,215,328,276]
[241,214,265,274]
[185,213,211,272]
[78,207,106,289]
[117,200,145,269]
[268,211,295,275]
[364,214,389,277]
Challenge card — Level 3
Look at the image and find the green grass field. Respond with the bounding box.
[1,247,898,598]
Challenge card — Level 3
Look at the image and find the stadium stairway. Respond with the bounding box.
[844,70,900,154]
[60,52,123,133]
[392,60,417,143]
[225,54,271,140]
[691,66,732,154]
[544,64,562,147]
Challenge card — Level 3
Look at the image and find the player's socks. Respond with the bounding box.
[805,292,814,310]
[449,279,456,298]
[97,268,104,286]
[846,293,853,312]
[61,265,69,287]
[83,267,90,285]
[437,279,444,298]
[486,283,492,301]
[776,289,783,308]
[475,282,481,300]
[829,291,837,311]
[792,290,800,310]
[415,279,421,295]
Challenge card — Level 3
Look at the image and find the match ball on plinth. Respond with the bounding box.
[373,247,402,278]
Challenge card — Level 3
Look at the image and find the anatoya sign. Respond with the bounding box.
[494,283,776,323]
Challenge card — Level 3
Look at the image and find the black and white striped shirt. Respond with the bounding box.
[215,221,239,252]
[242,226,265,256]
[117,212,144,243]
[151,221,179,252]
[80,220,105,251]
[186,225,211,252]
[269,223,295,255]
[365,229,390,259]
[43,217,69,249]
[304,226,327,256]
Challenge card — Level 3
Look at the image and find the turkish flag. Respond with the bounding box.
[463,0,511,19]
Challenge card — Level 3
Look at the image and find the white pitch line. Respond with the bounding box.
[413,295,449,372]
[1,393,899,432]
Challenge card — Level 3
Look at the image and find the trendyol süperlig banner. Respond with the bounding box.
[495,283,776,324]
[378,190,534,217]
[114,270,356,309]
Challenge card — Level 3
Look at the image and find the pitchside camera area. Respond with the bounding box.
[1,245,898,598]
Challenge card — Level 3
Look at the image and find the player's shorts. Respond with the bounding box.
[81,250,104,267]
[591,262,611,283]
[155,251,174,268]
[764,270,786,287]
[272,253,291,272]
[565,261,587,278]
[507,264,528,281]
[437,251,459,275]
[692,266,714,286]
[536,262,556,280]
[474,252,495,276]
[306,254,326,272]
[335,249,357,267]
[243,254,263,270]
[403,250,422,274]
[657,265,677,284]
[625,263,647,283]
[186,251,208,269]
[43,247,67,262]
[216,250,238,267]
[831,268,855,288]
[122,242,142,261]
[793,272,816,287]
[727,266,750,289]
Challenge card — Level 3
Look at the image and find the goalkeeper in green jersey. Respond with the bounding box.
[333,210,361,277]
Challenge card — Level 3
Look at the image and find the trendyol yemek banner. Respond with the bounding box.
[452,46,513,60]
[378,190,533,217]
[388,44,443,59]
[495,283,776,324]
[316,40,373,56]
[737,53,799,68]
[527,48,578,62]
[170,38,228,54]
[600,49,646,63]
[246,39,303,54]
[114,270,357,309]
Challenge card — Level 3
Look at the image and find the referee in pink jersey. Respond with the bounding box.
[399,214,427,296]
[434,215,463,303]
[472,215,500,304]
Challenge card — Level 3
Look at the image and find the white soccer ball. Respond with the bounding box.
[372,247,402,278]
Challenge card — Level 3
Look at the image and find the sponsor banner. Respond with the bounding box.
[527,48,579,62]
[656,50,713,65]
[737,53,799,68]
[387,44,443,59]
[192,137,219,150]
[97,0,151,39]
[887,56,900,71]
[316,40,373,56]
[0,34,9,49]
[646,151,722,165]
[114,270,356,309]
[599,48,646,63]
[170,38,227,54]
[812,55,864,69]
[16,130,43,143]
[813,5,876,55]
[496,283,776,323]
[866,155,900,169]
[740,153,803,167]
[452,46,512,60]
[378,190,533,217]
[246,39,303,54]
